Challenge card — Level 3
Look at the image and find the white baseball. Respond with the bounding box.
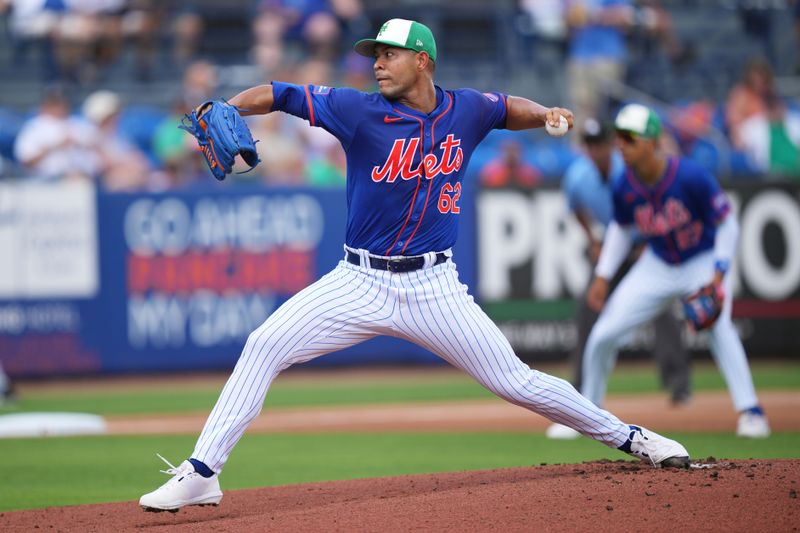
[545,115,569,137]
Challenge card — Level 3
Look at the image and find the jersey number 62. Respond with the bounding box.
[438,182,462,214]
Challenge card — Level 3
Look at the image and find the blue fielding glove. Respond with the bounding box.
[179,100,260,181]
[682,282,724,331]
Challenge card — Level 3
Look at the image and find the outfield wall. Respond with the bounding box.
[0,181,796,377]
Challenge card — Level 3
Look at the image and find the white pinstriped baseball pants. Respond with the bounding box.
[582,248,760,412]
[192,248,631,473]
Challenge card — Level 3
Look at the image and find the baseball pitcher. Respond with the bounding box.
[140,19,691,512]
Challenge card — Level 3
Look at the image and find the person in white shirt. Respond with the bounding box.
[14,87,101,181]
[81,89,151,190]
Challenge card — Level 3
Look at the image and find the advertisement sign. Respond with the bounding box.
[2,184,473,377]
[121,193,323,350]
[96,188,448,374]
[476,183,800,359]
[0,182,98,298]
[0,182,101,375]
[4,179,792,377]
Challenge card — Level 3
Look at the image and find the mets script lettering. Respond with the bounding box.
[634,198,692,235]
[371,134,464,182]
[635,198,703,250]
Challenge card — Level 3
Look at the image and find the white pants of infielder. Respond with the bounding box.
[582,248,759,412]
[192,248,633,473]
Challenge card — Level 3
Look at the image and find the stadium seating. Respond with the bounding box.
[0,1,796,179]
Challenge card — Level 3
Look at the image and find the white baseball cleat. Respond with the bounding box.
[139,454,222,512]
[736,410,771,438]
[622,425,690,468]
[545,423,581,440]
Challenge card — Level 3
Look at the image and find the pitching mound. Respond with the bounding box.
[4,459,798,532]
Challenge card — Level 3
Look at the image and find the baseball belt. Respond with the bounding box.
[346,251,448,273]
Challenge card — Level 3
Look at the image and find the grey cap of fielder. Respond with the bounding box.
[354,19,437,62]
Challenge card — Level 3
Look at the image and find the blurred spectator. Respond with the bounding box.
[114,0,160,81]
[3,0,65,80]
[181,59,219,108]
[157,1,204,67]
[51,1,101,82]
[669,100,714,146]
[517,0,568,73]
[520,0,567,44]
[151,59,220,189]
[734,0,785,66]
[479,140,541,188]
[3,0,197,83]
[283,57,349,186]
[84,1,157,80]
[244,62,307,185]
[565,0,634,120]
[558,118,690,402]
[666,100,715,166]
[340,50,374,91]
[152,98,206,190]
[726,58,775,148]
[738,94,800,176]
[251,0,364,75]
[306,142,346,186]
[54,1,122,82]
[248,112,306,185]
[13,86,101,181]
[14,0,155,83]
[726,57,800,176]
[294,58,341,157]
[631,0,694,67]
[81,89,152,191]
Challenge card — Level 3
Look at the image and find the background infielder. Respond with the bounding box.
[140,19,690,512]
[547,118,691,440]
[581,103,771,439]
[561,119,690,402]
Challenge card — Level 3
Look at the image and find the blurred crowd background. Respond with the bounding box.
[0,0,798,190]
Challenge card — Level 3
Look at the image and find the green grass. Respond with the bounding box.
[0,361,797,511]
[2,362,799,416]
[1,431,798,512]
[1,378,495,416]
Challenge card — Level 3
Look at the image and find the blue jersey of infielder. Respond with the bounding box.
[272,82,507,256]
[140,22,692,513]
[610,156,731,265]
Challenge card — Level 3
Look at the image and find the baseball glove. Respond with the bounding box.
[179,100,260,180]
[682,282,724,331]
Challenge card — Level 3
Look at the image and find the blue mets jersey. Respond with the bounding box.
[611,157,731,264]
[271,81,508,256]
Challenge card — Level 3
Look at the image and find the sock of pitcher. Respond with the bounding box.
[189,458,215,478]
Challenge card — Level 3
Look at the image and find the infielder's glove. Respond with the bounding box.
[179,100,260,180]
[682,282,724,331]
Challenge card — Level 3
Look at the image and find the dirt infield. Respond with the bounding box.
[104,390,800,434]
[4,459,798,532]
